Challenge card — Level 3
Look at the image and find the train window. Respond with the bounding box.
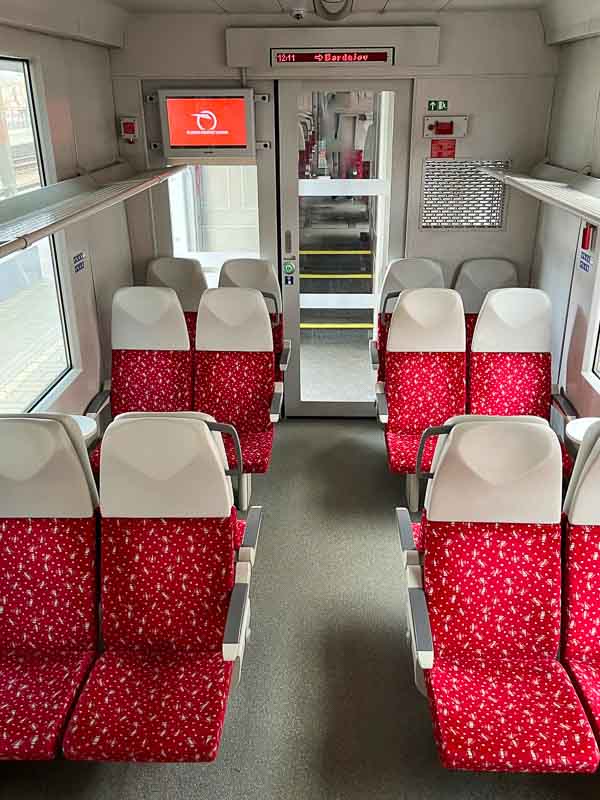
[169,164,260,284]
[420,159,509,230]
[0,59,70,413]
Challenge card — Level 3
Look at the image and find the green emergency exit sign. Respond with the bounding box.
[428,99,449,112]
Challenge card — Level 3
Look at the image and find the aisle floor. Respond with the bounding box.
[1,420,599,799]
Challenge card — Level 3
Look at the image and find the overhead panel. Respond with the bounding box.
[226,26,440,74]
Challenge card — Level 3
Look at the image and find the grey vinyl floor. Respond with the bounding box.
[1,420,599,799]
[300,331,375,402]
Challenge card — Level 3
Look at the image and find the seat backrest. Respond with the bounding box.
[424,420,562,664]
[454,258,519,314]
[219,258,282,315]
[111,286,192,416]
[379,258,445,315]
[99,415,236,653]
[470,288,552,418]
[385,289,466,434]
[194,288,274,433]
[0,417,97,653]
[146,257,208,313]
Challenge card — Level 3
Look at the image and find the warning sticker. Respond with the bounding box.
[431,139,456,159]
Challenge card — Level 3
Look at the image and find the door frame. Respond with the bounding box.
[277,78,413,417]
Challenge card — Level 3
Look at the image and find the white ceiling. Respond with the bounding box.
[110,0,545,14]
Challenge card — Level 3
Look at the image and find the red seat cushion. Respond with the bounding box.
[111,349,193,417]
[0,651,94,761]
[385,432,437,474]
[376,313,392,383]
[184,311,197,350]
[427,657,599,773]
[464,312,478,355]
[63,650,232,762]
[271,315,284,382]
[89,442,101,479]
[469,351,551,419]
[565,660,600,743]
[412,520,425,552]
[224,429,274,474]
[235,519,246,550]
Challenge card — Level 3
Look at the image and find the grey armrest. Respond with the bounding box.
[376,388,388,425]
[85,390,111,419]
[396,507,421,567]
[239,506,263,565]
[270,383,284,423]
[369,339,379,371]
[408,588,434,670]
[280,340,291,373]
[223,581,251,666]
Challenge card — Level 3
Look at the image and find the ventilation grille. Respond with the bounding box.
[421,159,510,230]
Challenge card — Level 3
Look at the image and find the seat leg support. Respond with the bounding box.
[238,473,252,511]
[406,474,420,513]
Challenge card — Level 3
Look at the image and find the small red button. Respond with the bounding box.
[435,120,454,136]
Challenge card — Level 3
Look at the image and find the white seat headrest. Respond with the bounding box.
[428,421,562,524]
[100,417,234,518]
[424,414,549,512]
[114,411,229,470]
[568,438,600,526]
[472,288,551,353]
[564,420,600,523]
[219,258,282,313]
[387,289,465,353]
[147,257,208,312]
[112,287,190,351]
[195,288,273,353]
[379,258,445,313]
[0,418,95,518]
[454,258,518,314]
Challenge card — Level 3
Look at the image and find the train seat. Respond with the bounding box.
[87,287,193,476]
[370,258,445,383]
[219,258,291,379]
[63,415,253,762]
[147,257,208,348]
[563,421,600,742]
[469,288,552,418]
[377,289,466,498]
[0,417,98,760]
[194,288,280,482]
[453,258,518,352]
[405,420,599,773]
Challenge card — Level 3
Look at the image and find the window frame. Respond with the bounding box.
[0,55,73,412]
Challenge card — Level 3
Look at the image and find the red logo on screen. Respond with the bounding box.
[166,97,248,148]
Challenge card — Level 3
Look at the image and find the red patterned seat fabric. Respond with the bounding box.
[424,519,599,773]
[384,352,465,474]
[564,523,600,740]
[469,352,551,419]
[0,517,97,760]
[64,512,237,762]
[412,519,425,552]
[111,349,193,417]
[224,430,274,475]
[184,312,197,350]
[464,313,478,355]
[271,314,284,382]
[194,351,275,474]
[89,442,101,479]
[376,313,392,383]
[235,518,246,550]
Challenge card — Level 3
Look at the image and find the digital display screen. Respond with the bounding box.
[273,50,392,65]
[165,96,248,149]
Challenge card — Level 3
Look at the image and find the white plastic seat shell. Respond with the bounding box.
[219,258,282,314]
[0,417,97,518]
[454,258,518,314]
[564,421,600,526]
[195,287,273,353]
[387,288,465,353]
[379,258,445,314]
[100,416,234,519]
[111,286,190,351]
[471,288,552,354]
[147,257,208,313]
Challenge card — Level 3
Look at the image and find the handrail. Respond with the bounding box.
[0,166,186,261]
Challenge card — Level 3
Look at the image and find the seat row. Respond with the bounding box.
[371,256,519,382]
[0,412,260,762]
[87,283,288,506]
[397,417,600,774]
[375,286,573,510]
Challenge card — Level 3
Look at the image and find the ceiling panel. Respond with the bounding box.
[217,0,284,11]
[352,0,389,10]
[110,0,224,10]
[377,0,448,10]
[110,0,544,11]
[444,0,543,8]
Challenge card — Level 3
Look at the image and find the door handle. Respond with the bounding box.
[284,229,292,254]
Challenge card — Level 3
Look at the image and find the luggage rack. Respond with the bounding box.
[0,165,186,260]
[480,162,600,225]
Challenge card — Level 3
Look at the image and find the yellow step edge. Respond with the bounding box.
[299,250,372,255]
[300,322,374,330]
[299,273,372,279]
